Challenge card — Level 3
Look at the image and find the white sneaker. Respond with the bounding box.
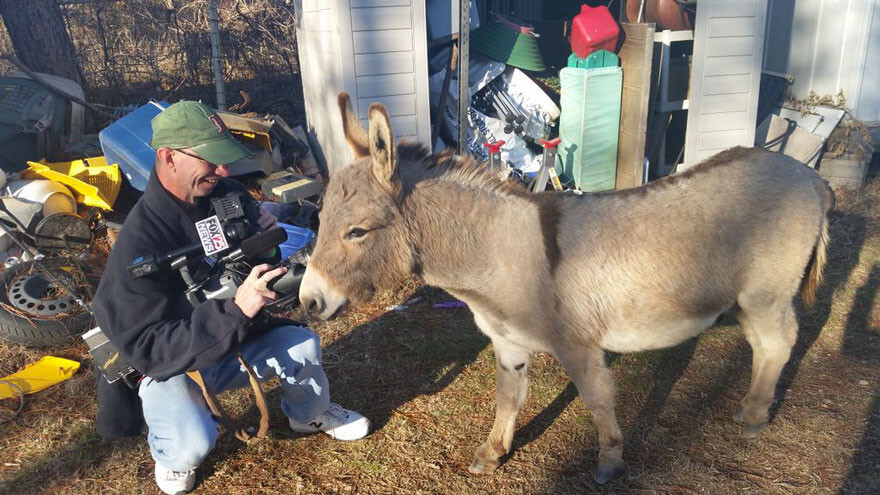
[155,464,195,495]
[289,402,370,441]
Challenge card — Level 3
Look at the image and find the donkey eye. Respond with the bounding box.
[345,228,368,240]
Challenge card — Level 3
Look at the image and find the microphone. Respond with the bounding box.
[128,243,203,278]
[218,226,287,263]
[128,227,288,278]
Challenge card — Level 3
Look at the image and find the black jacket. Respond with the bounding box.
[92,171,279,438]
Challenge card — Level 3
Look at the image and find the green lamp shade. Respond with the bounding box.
[471,21,546,72]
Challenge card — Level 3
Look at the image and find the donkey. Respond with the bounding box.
[299,93,834,484]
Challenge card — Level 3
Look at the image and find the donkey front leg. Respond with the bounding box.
[469,337,533,475]
[555,344,625,485]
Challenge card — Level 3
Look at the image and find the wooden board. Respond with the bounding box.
[616,22,656,189]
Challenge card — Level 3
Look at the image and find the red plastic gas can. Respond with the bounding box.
[570,4,620,58]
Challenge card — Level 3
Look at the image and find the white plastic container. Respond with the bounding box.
[6,179,77,216]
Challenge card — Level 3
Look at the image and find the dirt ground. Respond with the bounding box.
[0,173,878,495]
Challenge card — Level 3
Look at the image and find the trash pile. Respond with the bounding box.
[0,70,325,348]
[429,2,624,193]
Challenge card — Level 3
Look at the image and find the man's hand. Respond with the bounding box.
[234,263,288,318]
[257,205,278,230]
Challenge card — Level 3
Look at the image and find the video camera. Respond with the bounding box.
[127,190,307,311]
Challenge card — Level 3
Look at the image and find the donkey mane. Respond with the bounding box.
[397,143,766,201]
[396,141,533,199]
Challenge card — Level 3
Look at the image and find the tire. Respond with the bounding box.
[0,260,93,347]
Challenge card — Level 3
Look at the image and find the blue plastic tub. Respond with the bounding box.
[99,101,169,191]
[277,222,314,260]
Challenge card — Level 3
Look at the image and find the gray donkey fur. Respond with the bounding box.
[299,93,834,483]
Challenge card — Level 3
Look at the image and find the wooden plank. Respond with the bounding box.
[615,22,655,189]
[354,51,414,76]
[353,29,414,53]
[351,6,412,31]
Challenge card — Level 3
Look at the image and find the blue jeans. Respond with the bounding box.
[138,325,330,471]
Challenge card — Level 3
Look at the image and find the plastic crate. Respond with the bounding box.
[277,222,314,260]
[23,156,121,211]
[98,101,169,191]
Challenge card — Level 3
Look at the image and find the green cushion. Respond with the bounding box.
[558,66,622,192]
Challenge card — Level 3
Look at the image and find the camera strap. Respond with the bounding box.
[186,353,270,444]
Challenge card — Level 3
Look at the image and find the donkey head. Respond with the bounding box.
[299,93,414,320]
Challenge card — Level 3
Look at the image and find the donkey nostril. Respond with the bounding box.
[307,298,321,316]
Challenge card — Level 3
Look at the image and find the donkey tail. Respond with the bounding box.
[801,181,834,307]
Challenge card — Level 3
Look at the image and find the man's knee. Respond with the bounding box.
[169,421,217,468]
[267,325,322,364]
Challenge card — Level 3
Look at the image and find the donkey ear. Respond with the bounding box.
[367,103,396,189]
[338,92,370,158]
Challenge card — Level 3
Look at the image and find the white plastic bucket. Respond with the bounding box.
[6,179,77,216]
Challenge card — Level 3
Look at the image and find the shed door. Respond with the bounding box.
[345,0,431,145]
[683,0,768,168]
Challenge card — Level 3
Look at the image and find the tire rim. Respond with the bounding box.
[7,269,79,317]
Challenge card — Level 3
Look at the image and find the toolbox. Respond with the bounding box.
[259,169,323,203]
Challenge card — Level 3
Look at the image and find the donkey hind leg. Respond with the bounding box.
[555,345,625,485]
[733,299,798,438]
[468,337,533,475]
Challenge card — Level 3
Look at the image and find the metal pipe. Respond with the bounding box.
[457,0,470,154]
[209,0,227,110]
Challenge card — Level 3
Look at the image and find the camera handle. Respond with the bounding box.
[170,254,209,308]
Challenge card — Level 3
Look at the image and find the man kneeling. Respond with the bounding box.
[92,101,369,495]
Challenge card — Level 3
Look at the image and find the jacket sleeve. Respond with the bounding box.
[92,226,253,381]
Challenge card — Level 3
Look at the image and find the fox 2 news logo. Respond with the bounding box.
[196,215,229,256]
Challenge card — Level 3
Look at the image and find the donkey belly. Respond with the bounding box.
[600,312,721,353]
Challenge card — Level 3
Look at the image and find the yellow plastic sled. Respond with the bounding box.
[0,356,80,400]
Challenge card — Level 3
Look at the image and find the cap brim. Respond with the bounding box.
[190,137,254,166]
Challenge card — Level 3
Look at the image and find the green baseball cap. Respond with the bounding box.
[150,100,253,165]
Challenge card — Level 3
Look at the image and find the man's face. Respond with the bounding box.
[172,149,230,199]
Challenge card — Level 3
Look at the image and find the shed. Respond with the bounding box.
[764,0,880,129]
[293,0,432,175]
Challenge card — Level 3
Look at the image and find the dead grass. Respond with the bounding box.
[1,176,879,495]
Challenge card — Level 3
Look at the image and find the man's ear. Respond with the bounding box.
[156,147,176,172]
[367,103,395,190]
[338,92,369,158]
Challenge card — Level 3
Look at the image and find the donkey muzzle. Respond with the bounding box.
[299,267,349,320]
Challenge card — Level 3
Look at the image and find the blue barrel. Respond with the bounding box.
[99,101,168,191]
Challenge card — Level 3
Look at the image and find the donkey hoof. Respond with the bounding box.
[743,422,767,439]
[468,458,499,475]
[733,405,746,423]
[593,462,624,485]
